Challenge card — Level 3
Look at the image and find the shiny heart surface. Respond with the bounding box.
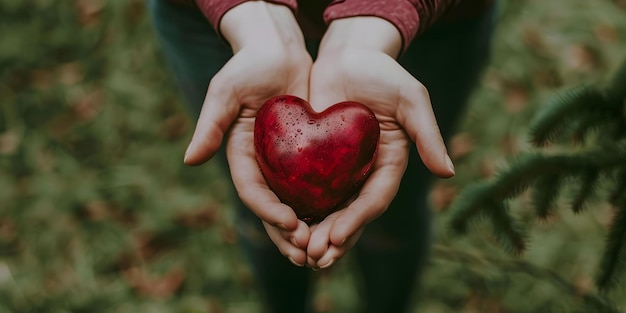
[254,95,380,224]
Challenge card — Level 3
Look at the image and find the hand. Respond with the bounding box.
[183,2,312,266]
[305,17,455,269]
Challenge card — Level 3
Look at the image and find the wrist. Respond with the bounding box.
[319,17,403,59]
[220,1,305,53]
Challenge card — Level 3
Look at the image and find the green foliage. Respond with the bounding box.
[449,58,626,293]
[2,0,626,312]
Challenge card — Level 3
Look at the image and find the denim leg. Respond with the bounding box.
[353,7,496,313]
[146,2,313,312]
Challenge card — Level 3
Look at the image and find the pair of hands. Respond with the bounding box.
[184,2,455,270]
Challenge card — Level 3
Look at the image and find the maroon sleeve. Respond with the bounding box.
[323,0,461,53]
[194,0,298,32]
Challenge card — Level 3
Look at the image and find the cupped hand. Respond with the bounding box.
[183,2,312,266]
[305,17,455,269]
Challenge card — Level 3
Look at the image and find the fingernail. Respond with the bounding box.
[184,143,194,163]
[288,257,304,267]
[311,267,320,272]
[319,258,336,269]
[445,153,455,175]
[290,236,299,248]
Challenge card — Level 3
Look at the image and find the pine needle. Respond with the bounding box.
[596,196,626,292]
[529,86,607,146]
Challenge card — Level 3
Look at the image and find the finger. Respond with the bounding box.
[306,219,334,261]
[328,158,404,246]
[315,229,362,269]
[226,131,300,231]
[184,76,241,166]
[283,219,311,249]
[263,221,307,266]
[397,83,455,178]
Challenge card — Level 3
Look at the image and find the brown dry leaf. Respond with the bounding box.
[594,22,619,43]
[82,200,110,221]
[533,68,562,89]
[0,131,21,155]
[174,205,219,229]
[30,69,53,90]
[521,24,547,54]
[429,182,459,211]
[76,0,104,26]
[0,219,17,242]
[313,291,334,313]
[123,267,186,299]
[479,157,498,179]
[58,62,84,85]
[499,134,525,156]
[504,86,529,113]
[161,114,190,141]
[72,89,103,121]
[564,44,599,72]
[574,273,594,295]
[220,226,237,245]
[449,132,475,161]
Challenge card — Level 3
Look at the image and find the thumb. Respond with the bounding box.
[184,80,240,165]
[397,83,455,178]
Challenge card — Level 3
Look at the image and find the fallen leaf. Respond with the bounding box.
[0,131,20,155]
[430,182,459,211]
[124,266,185,299]
[449,132,475,161]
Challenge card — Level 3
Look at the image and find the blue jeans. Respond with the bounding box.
[147,2,495,312]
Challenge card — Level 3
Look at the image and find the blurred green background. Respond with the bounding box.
[0,0,625,312]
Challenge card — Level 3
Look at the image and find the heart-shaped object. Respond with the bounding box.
[254,95,380,224]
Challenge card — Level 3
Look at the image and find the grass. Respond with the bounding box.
[0,0,625,312]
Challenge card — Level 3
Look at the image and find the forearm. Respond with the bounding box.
[323,0,462,53]
[220,1,305,53]
[319,16,403,58]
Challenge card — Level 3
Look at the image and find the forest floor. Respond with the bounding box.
[1,0,626,312]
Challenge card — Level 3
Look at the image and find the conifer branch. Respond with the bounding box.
[489,201,527,254]
[604,58,626,104]
[531,175,563,219]
[450,145,626,236]
[529,85,607,146]
[608,169,626,206]
[570,170,601,214]
[449,57,626,292]
[596,194,626,292]
[433,245,621,313]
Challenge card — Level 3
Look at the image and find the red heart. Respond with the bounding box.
[254,95,380,224]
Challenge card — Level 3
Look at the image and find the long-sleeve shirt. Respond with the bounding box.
[170,0,494,51]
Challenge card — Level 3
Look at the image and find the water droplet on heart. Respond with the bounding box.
[316,123,320,127]
[297,147,303,152]
[341,115,346,121]
[307,119,315,125]
[297,129,301,133]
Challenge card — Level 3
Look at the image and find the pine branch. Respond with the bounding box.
[604,57,626,104]
[529,85,607,146]
[596,194,626,292]
[449,144,626,259]
[531,175,564,219]
[570,169,601,214]
[608,169,626,207]
[529,57,626,147]
[433,245,621,313]
[489,201,527,254]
